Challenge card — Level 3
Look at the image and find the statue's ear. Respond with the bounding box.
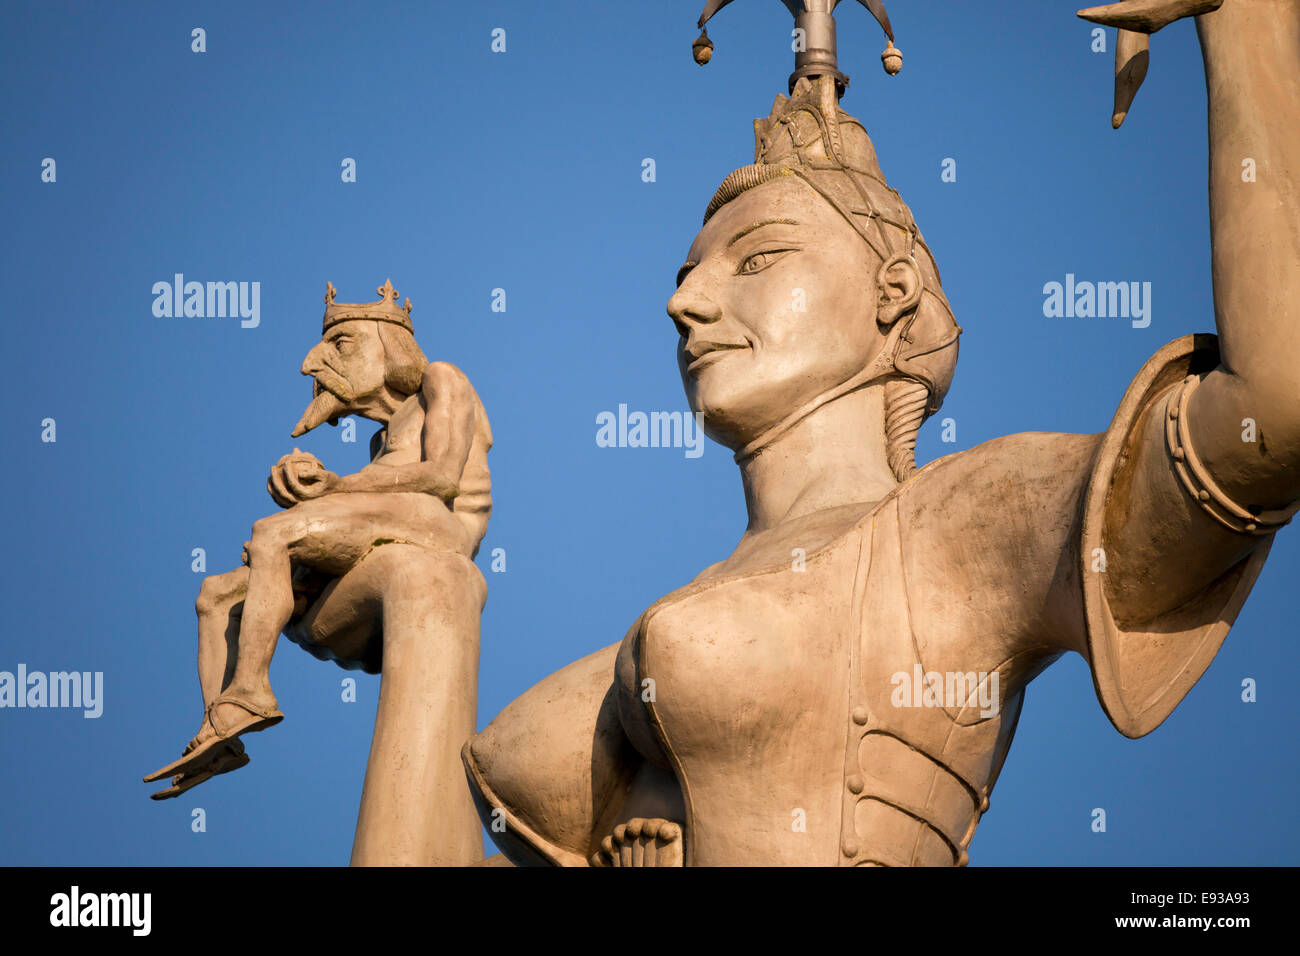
[876,254,923,328]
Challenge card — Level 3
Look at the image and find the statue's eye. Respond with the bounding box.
[737,249,792,275]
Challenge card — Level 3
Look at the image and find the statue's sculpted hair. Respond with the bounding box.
[705,76,961,480]
[377,322,429,397]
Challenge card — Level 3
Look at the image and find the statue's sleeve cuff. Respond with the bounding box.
[1081,333,1274,738]
[1165,371,1300,534]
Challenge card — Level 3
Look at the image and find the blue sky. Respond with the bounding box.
[2,0,1296,865]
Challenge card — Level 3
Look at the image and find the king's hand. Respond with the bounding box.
[1077,0,1225,127]
[267,449,337,507]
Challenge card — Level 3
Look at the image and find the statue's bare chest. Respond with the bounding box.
[373,397,424,464]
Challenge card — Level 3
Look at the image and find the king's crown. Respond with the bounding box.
[321,278,413,333]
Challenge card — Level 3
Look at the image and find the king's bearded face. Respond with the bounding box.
[292,319,389,437]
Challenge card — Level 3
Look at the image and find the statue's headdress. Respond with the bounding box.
[322,278,413,334]
[692,1,961,474]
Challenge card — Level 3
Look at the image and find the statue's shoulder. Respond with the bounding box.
[893,334,1225,682]
[901,429,1103,530]
[418,360,493,448]
[891,430,1105,671]
[421,358,471,384]
[419,360,483,406]
[896,334,1220,576]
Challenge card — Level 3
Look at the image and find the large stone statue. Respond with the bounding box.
[145,280,492,866]
[462,0,1300,865]
[148,0,1300,867]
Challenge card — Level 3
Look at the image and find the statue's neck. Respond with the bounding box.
[736,385,898,534]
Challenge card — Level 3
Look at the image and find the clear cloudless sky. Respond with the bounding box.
[1,0,1296,866]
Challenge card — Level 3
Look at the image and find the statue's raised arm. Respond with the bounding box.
[1047,0,1300,732]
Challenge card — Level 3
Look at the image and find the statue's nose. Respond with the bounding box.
[300,341,326,376]
[667,285,723,336]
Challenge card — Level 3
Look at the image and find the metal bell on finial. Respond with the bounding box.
[881,41,902,75]
[693,28,714,65]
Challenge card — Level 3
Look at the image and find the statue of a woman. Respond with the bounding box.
[460,0,1300,865]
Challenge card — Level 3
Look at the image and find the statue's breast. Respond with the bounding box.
[615,497,1019,867]
[616,525,863,866]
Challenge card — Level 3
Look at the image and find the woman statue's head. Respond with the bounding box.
[667,75,960,479]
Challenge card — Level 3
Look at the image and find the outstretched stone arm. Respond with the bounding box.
[328,362,476,501]
[907,3,1300,738]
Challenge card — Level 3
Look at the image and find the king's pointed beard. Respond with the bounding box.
[291,370,355,438]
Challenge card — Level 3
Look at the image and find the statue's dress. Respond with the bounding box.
[464,336,1274,865]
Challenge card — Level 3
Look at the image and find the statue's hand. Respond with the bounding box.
[1077,1,1225,127]
[1078,0,1223,33]
[284,458,337,502]
[267,449,333,506]
[590,818,684,867]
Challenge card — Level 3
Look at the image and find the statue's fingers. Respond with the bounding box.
[1112,29,1150,128]
[282,467,313,500]
[656,824,684,867]
[597,835,618,867]
[268,467,296,506]
[1077,0,1223,34]
[270,465,294,499]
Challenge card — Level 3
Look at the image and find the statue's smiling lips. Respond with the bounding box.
[684,341,748,376]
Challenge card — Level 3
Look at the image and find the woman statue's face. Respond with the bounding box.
[667,177,887,450]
